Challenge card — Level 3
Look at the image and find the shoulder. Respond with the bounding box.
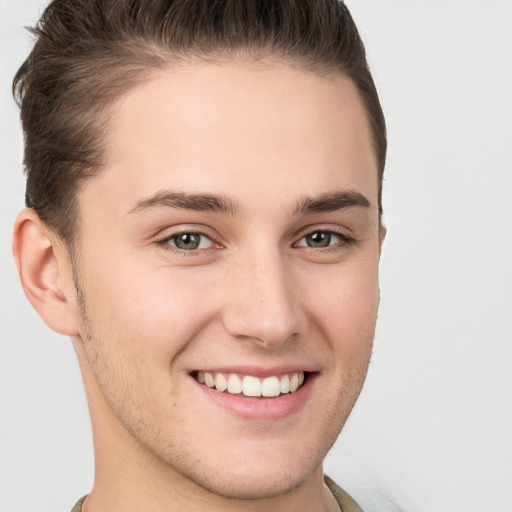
[70,495,87,512]
[324,475,364,512]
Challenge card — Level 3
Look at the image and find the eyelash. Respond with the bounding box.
[155,231,219,255]
[155,228,355,255]
[294,229,356,250]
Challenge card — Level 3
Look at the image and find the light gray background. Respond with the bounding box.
[1,1,511,511]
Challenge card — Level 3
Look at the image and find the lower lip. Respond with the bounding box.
[193,374,316,422]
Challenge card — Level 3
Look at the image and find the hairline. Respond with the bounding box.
[47,52,381,253]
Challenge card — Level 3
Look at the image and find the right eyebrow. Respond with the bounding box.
[127,190,242,217]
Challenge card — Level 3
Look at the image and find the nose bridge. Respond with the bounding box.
[222,243,300,346]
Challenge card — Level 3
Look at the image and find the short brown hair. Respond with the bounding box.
[13,0,386,245]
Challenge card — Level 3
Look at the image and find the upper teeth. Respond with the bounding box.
[196,371,305,397]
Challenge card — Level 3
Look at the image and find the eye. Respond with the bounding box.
[295,230,350,248]
[165,232,214,251]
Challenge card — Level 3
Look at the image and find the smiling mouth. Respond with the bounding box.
[192,371,307,398]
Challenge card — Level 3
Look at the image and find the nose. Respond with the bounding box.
[221,248,301,348]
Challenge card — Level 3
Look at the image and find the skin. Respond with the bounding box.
[14,59,384,512]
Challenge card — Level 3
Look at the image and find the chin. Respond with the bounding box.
[184,461,315,500]
[157,430,334,501]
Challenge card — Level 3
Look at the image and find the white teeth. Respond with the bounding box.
[204,372,215,388]
[196,371,306,397]
[280,374,290,393]
[227,373,243,394]
[261,376,281,397]
[214,373,228,392]
[243,375,262,397]
[289,373,299,393]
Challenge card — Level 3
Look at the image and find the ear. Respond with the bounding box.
[12,208,79,336]
[379,222,387,255]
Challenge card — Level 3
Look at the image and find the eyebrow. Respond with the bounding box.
[292,190,371,215]
[128,189,371,217]
[128,191,241,216]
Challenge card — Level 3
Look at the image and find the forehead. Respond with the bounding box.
[83,59,378,216]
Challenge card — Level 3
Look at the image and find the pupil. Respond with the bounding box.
[176,233,200,250]
[307,232,330,247]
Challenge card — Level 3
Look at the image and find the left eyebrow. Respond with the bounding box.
[293,190,371,215]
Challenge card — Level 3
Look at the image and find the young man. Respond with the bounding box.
[12,1,386,511]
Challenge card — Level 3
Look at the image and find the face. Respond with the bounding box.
[71,60,382,500]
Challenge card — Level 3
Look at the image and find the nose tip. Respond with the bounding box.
[227,300,299,347]
[221,257,300,348]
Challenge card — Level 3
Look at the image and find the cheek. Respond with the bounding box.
[75,261,213,426]
[79,253,218,366]
[299,259,380,355]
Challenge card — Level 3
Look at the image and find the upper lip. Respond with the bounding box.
[189,365,318,378]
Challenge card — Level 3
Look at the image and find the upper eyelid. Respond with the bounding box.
[155,232,220,257]
[159,232,217,249]
[294,230,351,245]
[161,231,211,241]
[294,224,353,240]
[299,229,346,239]
[155,225,220,243]
[154,224,353,246]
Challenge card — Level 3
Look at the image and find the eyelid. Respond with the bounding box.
[154,225,224,253]
[153,223,355,254]
[294,224,354,241]
[292,225,357,254]
[169,232,214,250]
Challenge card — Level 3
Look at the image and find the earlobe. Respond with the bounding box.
[379,223,387,255]
[12,208,79,336]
